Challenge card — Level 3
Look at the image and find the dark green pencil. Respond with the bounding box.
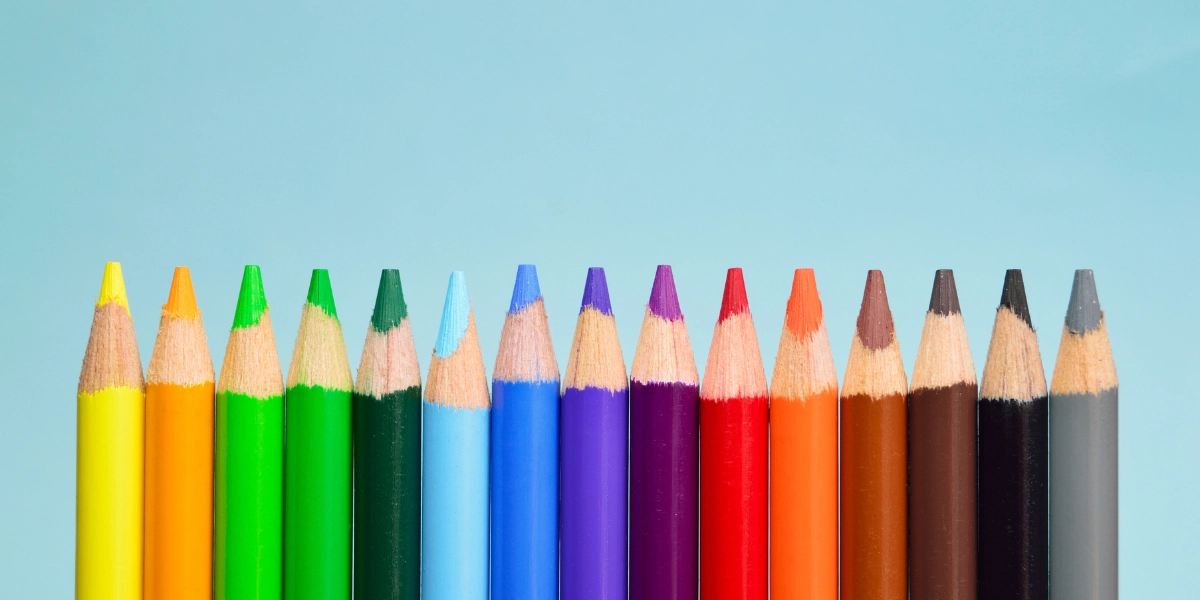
[353,269,422,599]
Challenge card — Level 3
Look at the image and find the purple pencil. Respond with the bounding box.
[561,267,628,600]
[629,265,700,600]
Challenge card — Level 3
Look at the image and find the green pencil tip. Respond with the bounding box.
[306,269,338,319]
[232,265,269,329]
[371,269,408,331]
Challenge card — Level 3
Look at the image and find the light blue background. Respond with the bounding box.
[2,2,1197,596]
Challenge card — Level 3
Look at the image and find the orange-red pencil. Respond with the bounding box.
[144,267,215,600]
[769,269,838,600]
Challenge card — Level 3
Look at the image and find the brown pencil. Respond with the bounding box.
[908,270,977,600]
[840,270,908,600]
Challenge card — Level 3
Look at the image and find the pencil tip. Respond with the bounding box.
[232,265,268,329]
[306,269,338,319]
[928,269,961,316]
[856,270,895,350]
[97,262,130,312]
[785,268,823,338]
[435,271,470,358]
[648,265,683,320]
[164,266,200,319]
[1065,269,1102,334]
[509,264,541,313]
[581,267,612,315]
[999,269,1032,326]
[370,269,408,332]
[718,267,750,321]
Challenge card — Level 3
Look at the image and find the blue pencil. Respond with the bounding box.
[491,264,561,600]
[423,272,490,600]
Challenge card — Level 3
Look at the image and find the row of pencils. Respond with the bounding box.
[77,262,1117,600]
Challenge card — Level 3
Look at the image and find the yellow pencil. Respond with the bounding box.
[77,262,145,600]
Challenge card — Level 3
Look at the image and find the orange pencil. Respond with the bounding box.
[769,269,838,600]
[144,267,215,600]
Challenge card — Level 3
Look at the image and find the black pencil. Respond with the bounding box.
[977,270,1048,600]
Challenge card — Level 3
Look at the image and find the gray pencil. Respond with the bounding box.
[1049,270,1118,600]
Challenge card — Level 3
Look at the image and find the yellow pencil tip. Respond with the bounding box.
[164,266,200,319]
[97,262,130,312]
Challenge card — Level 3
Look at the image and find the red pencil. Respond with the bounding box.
[700,268,768,600]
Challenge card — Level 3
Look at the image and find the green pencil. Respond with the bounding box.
[216,265,284,600]
[353,269,422,599]
[285,269,353,600]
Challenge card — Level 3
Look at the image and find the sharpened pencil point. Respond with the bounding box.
[784,268,823,338]
[97,262,130,312]
[370,269,408,332]
[928,269,961,316]
[718,268,750,321]
[164,267,200,319]
[509,264,542,313]
[232,265,269,330]
[999,269,1032,327]
[648,265,683,320]
[581,268,612,315]
[856,270,896,350]
[1065,270,1102,334]
[435,271,471,358]
[306,269,338,319]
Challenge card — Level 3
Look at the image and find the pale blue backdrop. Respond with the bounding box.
[2,1,1197,596]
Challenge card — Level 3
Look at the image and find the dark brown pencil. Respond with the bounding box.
[908,270,977,600]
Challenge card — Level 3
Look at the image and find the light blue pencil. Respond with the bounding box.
[422,272,490,600]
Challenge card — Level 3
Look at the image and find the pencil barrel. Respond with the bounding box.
[840,392,907,600]
[145,383,215,600]
[76,388,144,600]
[354,387,421,600]
[215,391,283,600]
[561,386,628,600]
[629,381,699,600]
[490,380,560,600]
[769,388,839,600]
[1049,390,1118,600]
[422,402,490,600]
[284,385,352,600]
[699,396,768,600]
[977,397,1048,600]
[908,382,978,600]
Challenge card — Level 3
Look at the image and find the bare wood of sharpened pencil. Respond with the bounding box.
[426,312,490,410]
[79,302,144,395]
[218,312,284,398]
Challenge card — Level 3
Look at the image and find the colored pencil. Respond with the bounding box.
[769,268,838,600]
[908,270,977,600]
[561,267,628,600]
[491,264,560,600]
[353,269,422,600]
[216,265,284,600]
[629,265,699,600]
[699,267,768,600]
[977,269,1047,600]
[840,270,908,600]
[76,262,144,600]
[1049,270,1118,600]
[285,269,353,600]
[145,267,215,600]
[423,271,490,600]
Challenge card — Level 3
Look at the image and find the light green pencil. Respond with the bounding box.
[284,269,354,600]
[216,265,284,600]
